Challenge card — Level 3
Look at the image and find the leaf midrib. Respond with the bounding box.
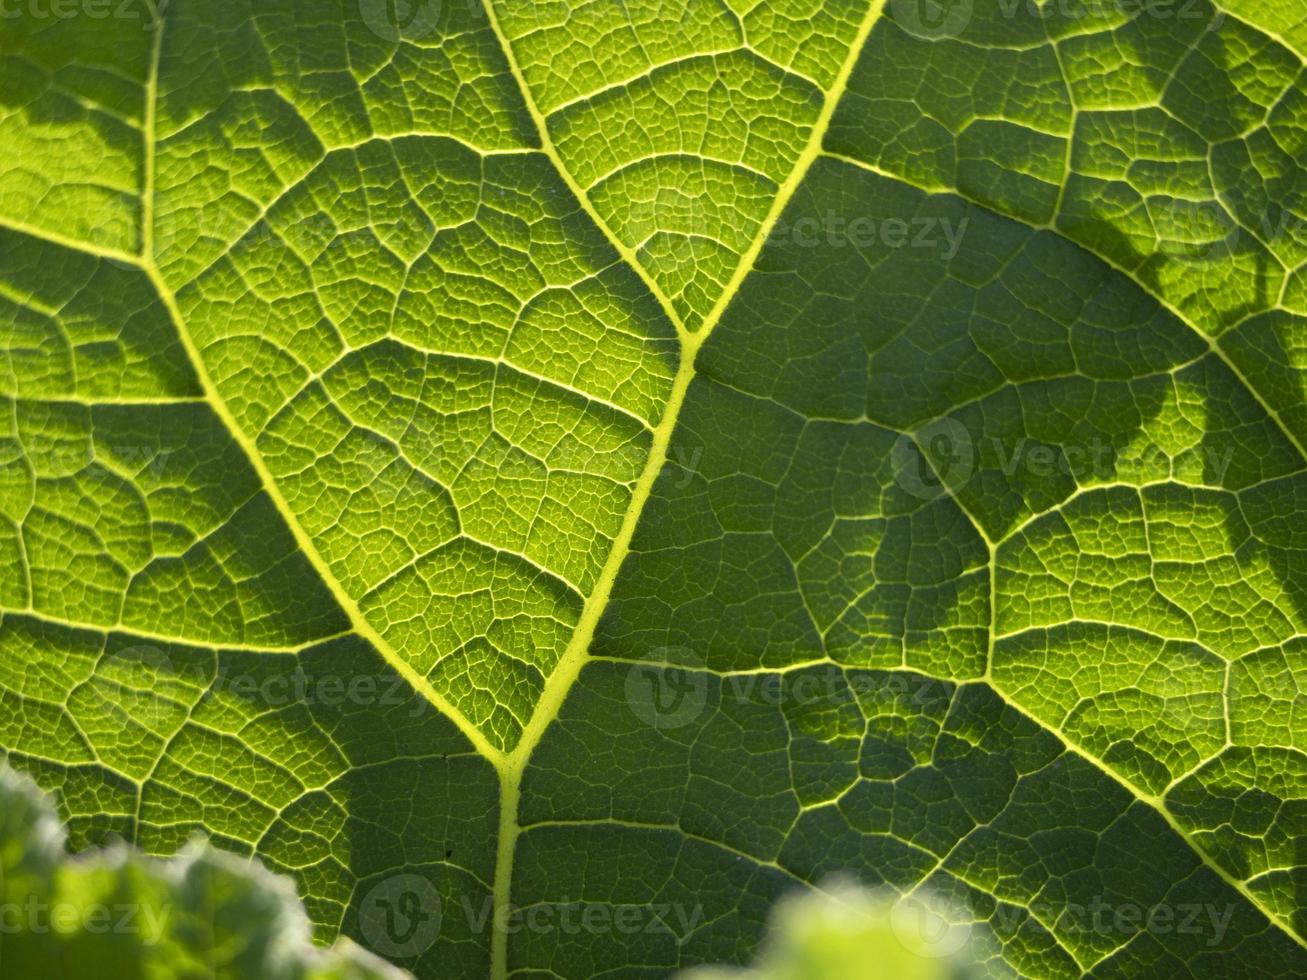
[477,3,892,977]
[99,2,896,973]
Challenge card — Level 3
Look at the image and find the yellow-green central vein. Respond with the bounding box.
[479,2,890,976]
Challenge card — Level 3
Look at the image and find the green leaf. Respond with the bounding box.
[1,0,1305,977]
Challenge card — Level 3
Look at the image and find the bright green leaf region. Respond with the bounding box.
[1,0,1305,976]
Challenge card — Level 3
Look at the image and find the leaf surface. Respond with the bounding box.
[1,0,1305,977]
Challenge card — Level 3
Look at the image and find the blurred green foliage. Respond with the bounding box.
[0,764,403,979]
